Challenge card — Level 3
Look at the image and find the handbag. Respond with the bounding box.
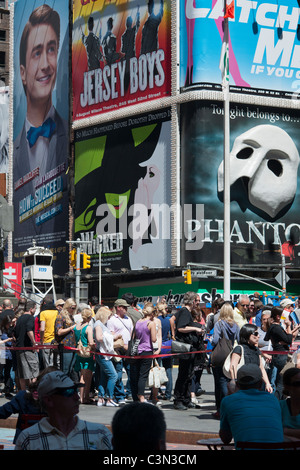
[223,345,245,379]
[210,324,233,367]
[113,337,125,363]
[147,360,168,388]
[77,327,91,358]
[127,326,140,357]
[279,350,298,376]
[171,340,192,360]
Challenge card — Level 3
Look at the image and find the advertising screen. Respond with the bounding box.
[74,108,172,271]
[180,100,300,269]
[180,0,300,98]
[12,0,69,275]
[72,0,171,120]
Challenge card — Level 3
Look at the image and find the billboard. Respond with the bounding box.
[72,0,171,120]
[12,1,69,275]
[74,108,172,271]
[180,100,300,268]
[0,87,9,175]
[180,0,300,98]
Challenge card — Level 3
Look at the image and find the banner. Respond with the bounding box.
[180,100,300,269]
[181,0,300,98]
[13,1,69,275]
[74,109,172,271]
[72,0,171,120]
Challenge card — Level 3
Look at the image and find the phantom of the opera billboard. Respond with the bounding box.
[74,109,172,271]
[181,0,300,98]
[181,100,300,268]
[72,0,171,120]
[12,0,70,275]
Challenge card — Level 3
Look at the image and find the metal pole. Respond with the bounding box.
[223,14,231,301]
[75,239,81,305]
[99,244,102,304]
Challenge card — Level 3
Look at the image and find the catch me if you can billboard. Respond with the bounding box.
[181,0,300,98]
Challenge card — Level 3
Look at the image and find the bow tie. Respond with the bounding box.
[27,117,56,148]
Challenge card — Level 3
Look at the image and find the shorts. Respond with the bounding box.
[16,350,39,380]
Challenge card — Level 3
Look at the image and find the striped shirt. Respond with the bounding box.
[14,417,112,450]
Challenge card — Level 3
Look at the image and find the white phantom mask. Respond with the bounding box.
[217,125,299,220]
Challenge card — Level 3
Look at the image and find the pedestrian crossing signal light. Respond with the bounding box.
[184,269,192,284]
[70,249,76,268]
[82,253,91,269]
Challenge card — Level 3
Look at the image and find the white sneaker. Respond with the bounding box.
[97,399,105,407]
[106,400,119,407]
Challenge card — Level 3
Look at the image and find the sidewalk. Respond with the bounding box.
[0,369,220,450]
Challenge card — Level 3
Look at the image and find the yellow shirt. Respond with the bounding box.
[40,309,58,343]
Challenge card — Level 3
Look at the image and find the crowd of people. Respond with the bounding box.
[0,289,299,450]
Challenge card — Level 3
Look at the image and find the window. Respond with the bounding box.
[0,31,5,41]
[0,51,5,67]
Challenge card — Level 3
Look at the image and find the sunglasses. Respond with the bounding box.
[251,332,259,337]
[241,304,249,307]
[53,387,79,397]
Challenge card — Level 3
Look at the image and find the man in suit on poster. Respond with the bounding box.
[13,4,68,253]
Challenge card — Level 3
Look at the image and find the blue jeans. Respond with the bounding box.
[96,355,118,399]
[158,356,173,399]
[113,359,126,401]
[212,365,230,412]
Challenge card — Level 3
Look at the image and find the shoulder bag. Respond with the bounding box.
[127,325,140,357]
[223,344,245,379]
[171,339,192,360]
[210,323,233,367]
[77,327,91,358]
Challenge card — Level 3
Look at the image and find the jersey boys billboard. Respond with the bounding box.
[72,0,171,120]
[181,101,300,268]
[181,0,300,98]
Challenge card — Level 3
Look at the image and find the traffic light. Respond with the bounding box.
[184,269,192,284]
[82,253,91,269]
[70,249,76,268]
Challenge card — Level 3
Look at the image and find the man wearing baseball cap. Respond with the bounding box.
[280,298,300,331]
[219,364,283,448]
[14,370,112,450]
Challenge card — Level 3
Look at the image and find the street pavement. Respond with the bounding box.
[0,367,220,450]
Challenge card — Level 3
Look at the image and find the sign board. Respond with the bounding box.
[3,262,22,298]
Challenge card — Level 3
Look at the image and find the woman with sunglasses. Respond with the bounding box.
[54,298,77,379]
[280,367,300,440]
[228,323,272,394]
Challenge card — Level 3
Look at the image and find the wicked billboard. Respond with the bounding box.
[74,108,172,271]
[181,100,300,268]
[72,0,171,120]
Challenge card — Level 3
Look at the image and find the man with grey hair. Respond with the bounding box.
[173,291,204,410]
[233,294,249,329]
[73,303,89,324]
